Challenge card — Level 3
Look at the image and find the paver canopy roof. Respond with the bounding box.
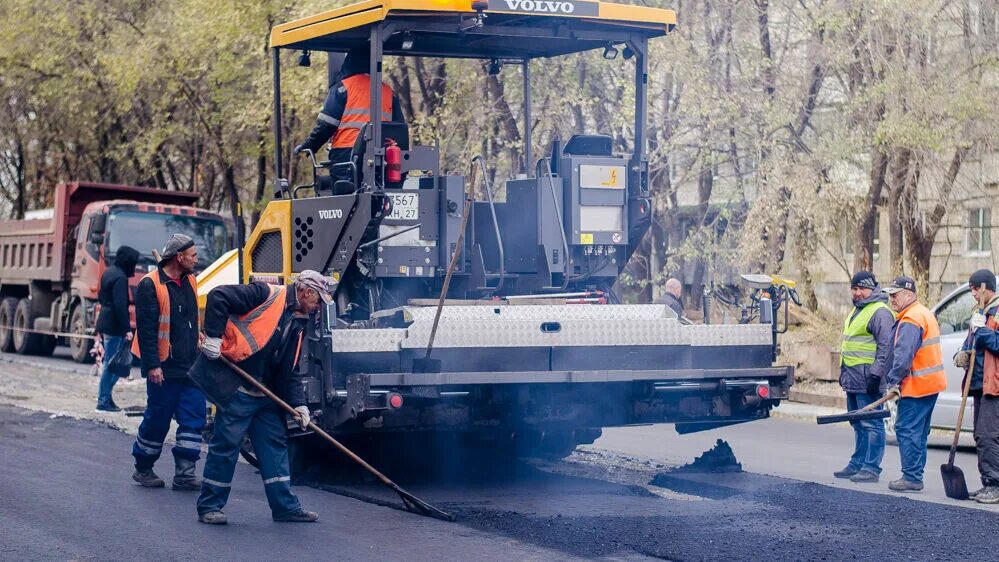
[270,0,676,59]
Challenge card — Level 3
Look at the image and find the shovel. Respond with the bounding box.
[218,356,455,521]
[941,283,985,500]
[816,393,894,425]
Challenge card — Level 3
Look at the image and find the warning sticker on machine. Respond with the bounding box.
[580,165,626,189]
[580,233,594,245]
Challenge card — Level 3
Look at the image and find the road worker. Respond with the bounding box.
[195,270,333,525]
[834,271,894,483]
[883,276,946,492]
[294,46,405,182]
[955,268,999,503]
[130,234,204,491]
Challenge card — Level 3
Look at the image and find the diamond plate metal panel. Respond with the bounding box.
[687,324,771,346]
[332,328,406,352]
[332,305,771,353]
[402,304,674,322]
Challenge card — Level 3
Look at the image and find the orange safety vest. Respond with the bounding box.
[983,309,999,397]
[220,284,302,366]
[131,270,198,361]
[330,74,393,149]
[895,301,947,398]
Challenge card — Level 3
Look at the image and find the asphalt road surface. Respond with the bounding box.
[2,351,999,560]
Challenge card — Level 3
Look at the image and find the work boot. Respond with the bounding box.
[199,511,228,525]
[132,468,165,488]
[888,478,924,492]
[172,457,201,491]
[96,402,122,413]
[833,466,859,479]
[273,509,319,523]
[969,486,988,499]
[849,470,879,483]
[975,486,999,504]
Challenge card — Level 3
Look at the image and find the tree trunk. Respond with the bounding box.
[854,146,888,273]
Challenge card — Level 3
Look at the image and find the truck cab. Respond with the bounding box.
[0,182,230,362]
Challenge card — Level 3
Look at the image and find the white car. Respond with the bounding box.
[885,283,981,438]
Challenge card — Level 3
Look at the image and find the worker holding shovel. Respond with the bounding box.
[882,276,947,492]
[955,269,999,504]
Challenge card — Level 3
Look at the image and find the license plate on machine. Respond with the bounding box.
[388,192,419,221]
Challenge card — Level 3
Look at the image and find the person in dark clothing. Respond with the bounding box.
[195,270,333,525]
[955,268,999,503]
[95,245,140,412]
[293,47,405,182]
[130,234,205,491]
[657,278,685,319]
[833,271,895,483]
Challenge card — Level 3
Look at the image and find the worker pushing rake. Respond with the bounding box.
[189,270,452,524]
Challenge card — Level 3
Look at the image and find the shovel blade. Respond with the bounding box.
[816,409,890,425]
[941,463,969,500]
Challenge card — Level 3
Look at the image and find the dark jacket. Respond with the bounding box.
[203,282,308,407]
[95,247,140,336]
[658,292,684,318]
[840,289,895,393]
[134,266,199,381]
[962,302,999,392]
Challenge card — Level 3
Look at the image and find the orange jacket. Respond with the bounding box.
[331,74,393,149]
[895,302,947,398]
[982,313,999,396]
[220,284,301,365]
[130,269,198,362]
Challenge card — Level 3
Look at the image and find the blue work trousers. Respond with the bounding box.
[132,380,206,470]
[895,393,939,484]
[846,391,886,475]
[197,390,302,519]
[97,335,129,407]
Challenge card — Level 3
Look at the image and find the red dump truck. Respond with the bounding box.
[0,182,230,362]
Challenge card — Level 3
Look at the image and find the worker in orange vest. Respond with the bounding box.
[294,46,405,182]
[195,270,333,525]
[883,275,947,492]
[955,269,999,504]
[130,234,204,491]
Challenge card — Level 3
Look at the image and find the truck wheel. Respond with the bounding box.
[13,298,55,356]
[68,305,95,363]
[0,297,18,352]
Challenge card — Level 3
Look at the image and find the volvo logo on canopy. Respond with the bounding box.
[488,0,600,16]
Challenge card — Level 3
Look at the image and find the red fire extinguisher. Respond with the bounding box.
[385,138,402,184]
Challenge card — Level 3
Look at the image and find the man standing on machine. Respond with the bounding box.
[294,46,405,181]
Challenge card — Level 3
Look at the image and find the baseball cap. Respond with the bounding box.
[883,275,916,295]
[968,269,997,292]
[296,270,334,304]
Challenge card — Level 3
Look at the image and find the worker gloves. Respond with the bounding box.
[294,406,311,429]
[201,336,223,360]
[886,386,901,399]
[866,377,881,397]
[954,350,972,369]
[970,311,988,331]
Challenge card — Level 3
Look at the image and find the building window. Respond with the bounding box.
[967,208,992,254]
